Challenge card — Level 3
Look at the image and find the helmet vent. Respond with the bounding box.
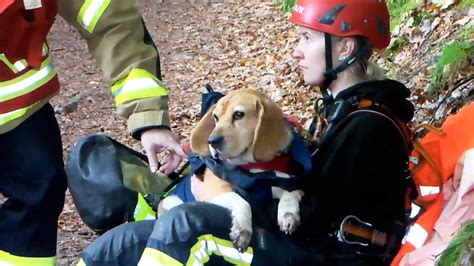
[375,15,388,36]
[318,4,346,25]
[340,21,351,32]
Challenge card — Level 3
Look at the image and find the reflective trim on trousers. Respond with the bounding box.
[77,258,86,266]
[186,234,253,266]
[138,247,182,266]
[133,193,156,221]
[0,250,55,266]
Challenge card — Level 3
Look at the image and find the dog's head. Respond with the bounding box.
[190,89,292,165]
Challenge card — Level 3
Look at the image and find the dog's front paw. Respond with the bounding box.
[278,190,304,235]
[278,212,301,234]
[229,222,252,252]
[209,192,253,252]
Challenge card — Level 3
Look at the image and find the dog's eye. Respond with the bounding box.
[233,111,245,120]
[212,114,219,122]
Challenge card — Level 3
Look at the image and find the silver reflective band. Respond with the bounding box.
[78,0,111,33]
[401,223,428,249]
[82,0,104,28]
[409,203,422,219]
[112,78,161,97]
[419,186,440,197]
[13,61,26,72]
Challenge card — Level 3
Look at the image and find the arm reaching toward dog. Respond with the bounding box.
[58,0,185,174]
[141,128,186,175]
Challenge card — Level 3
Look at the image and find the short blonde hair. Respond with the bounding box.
[343,36,386,80]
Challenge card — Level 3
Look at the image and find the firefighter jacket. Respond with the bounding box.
[0,0,168,136]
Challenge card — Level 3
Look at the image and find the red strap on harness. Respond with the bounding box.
[240,155,292,174]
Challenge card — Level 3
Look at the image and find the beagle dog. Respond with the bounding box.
[160,89,305,251]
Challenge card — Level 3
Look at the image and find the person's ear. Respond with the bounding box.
[337,37,357,59]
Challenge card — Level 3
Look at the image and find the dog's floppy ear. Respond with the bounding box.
[190,105,216,156]
[252,98,292,162]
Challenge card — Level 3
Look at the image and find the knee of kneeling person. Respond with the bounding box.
[153,203,232,240]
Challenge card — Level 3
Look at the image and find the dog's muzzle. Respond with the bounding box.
[208,135,224,149]
[208,135,224,159]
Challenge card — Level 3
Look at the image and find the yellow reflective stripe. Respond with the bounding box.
[0,54,18,73]
[186,234,253,266]
[111,69,167,106]
[0,102,40,125]
[0,43,48,74]
[133,194,156,221]
[0,56,56,102]
[0,57,50,87]
[77,0,111,33]
[0,250,55,266]
[138,247,182,266]
[77,258,86,266]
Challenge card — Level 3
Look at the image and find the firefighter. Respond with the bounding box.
[79,0,415,265]
[0,0,185,264]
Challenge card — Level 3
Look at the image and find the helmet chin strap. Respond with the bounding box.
[309,34,372,148]
[320,33,336,106]
[320,33,371,107]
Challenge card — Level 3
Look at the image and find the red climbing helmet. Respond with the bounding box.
[289,0,391,50]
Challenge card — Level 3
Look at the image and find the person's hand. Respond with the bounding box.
[141,128,186,175]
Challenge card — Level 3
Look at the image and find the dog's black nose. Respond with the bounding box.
[208,135,224,147]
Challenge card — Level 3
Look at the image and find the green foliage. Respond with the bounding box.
[387,0,419,31]
[277,0,296,14]
[438,220,474,265]
[430,41,473,90]
[459,24,474,39]
[413,11,432,27]
[386,35,409,55]
[457,0,474,9]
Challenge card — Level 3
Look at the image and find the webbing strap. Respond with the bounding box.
[410,124,445,189]
[415,124,445,136]
[412,140,444,186]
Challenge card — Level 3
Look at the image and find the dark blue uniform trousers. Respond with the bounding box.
[81,203,388,265]
[0,104,67,257]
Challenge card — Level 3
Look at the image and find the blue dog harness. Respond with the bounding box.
[168,132,312,205]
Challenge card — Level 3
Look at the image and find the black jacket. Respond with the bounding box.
[298,79,414,239]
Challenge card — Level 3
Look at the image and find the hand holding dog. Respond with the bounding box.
[141,128,186,175]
